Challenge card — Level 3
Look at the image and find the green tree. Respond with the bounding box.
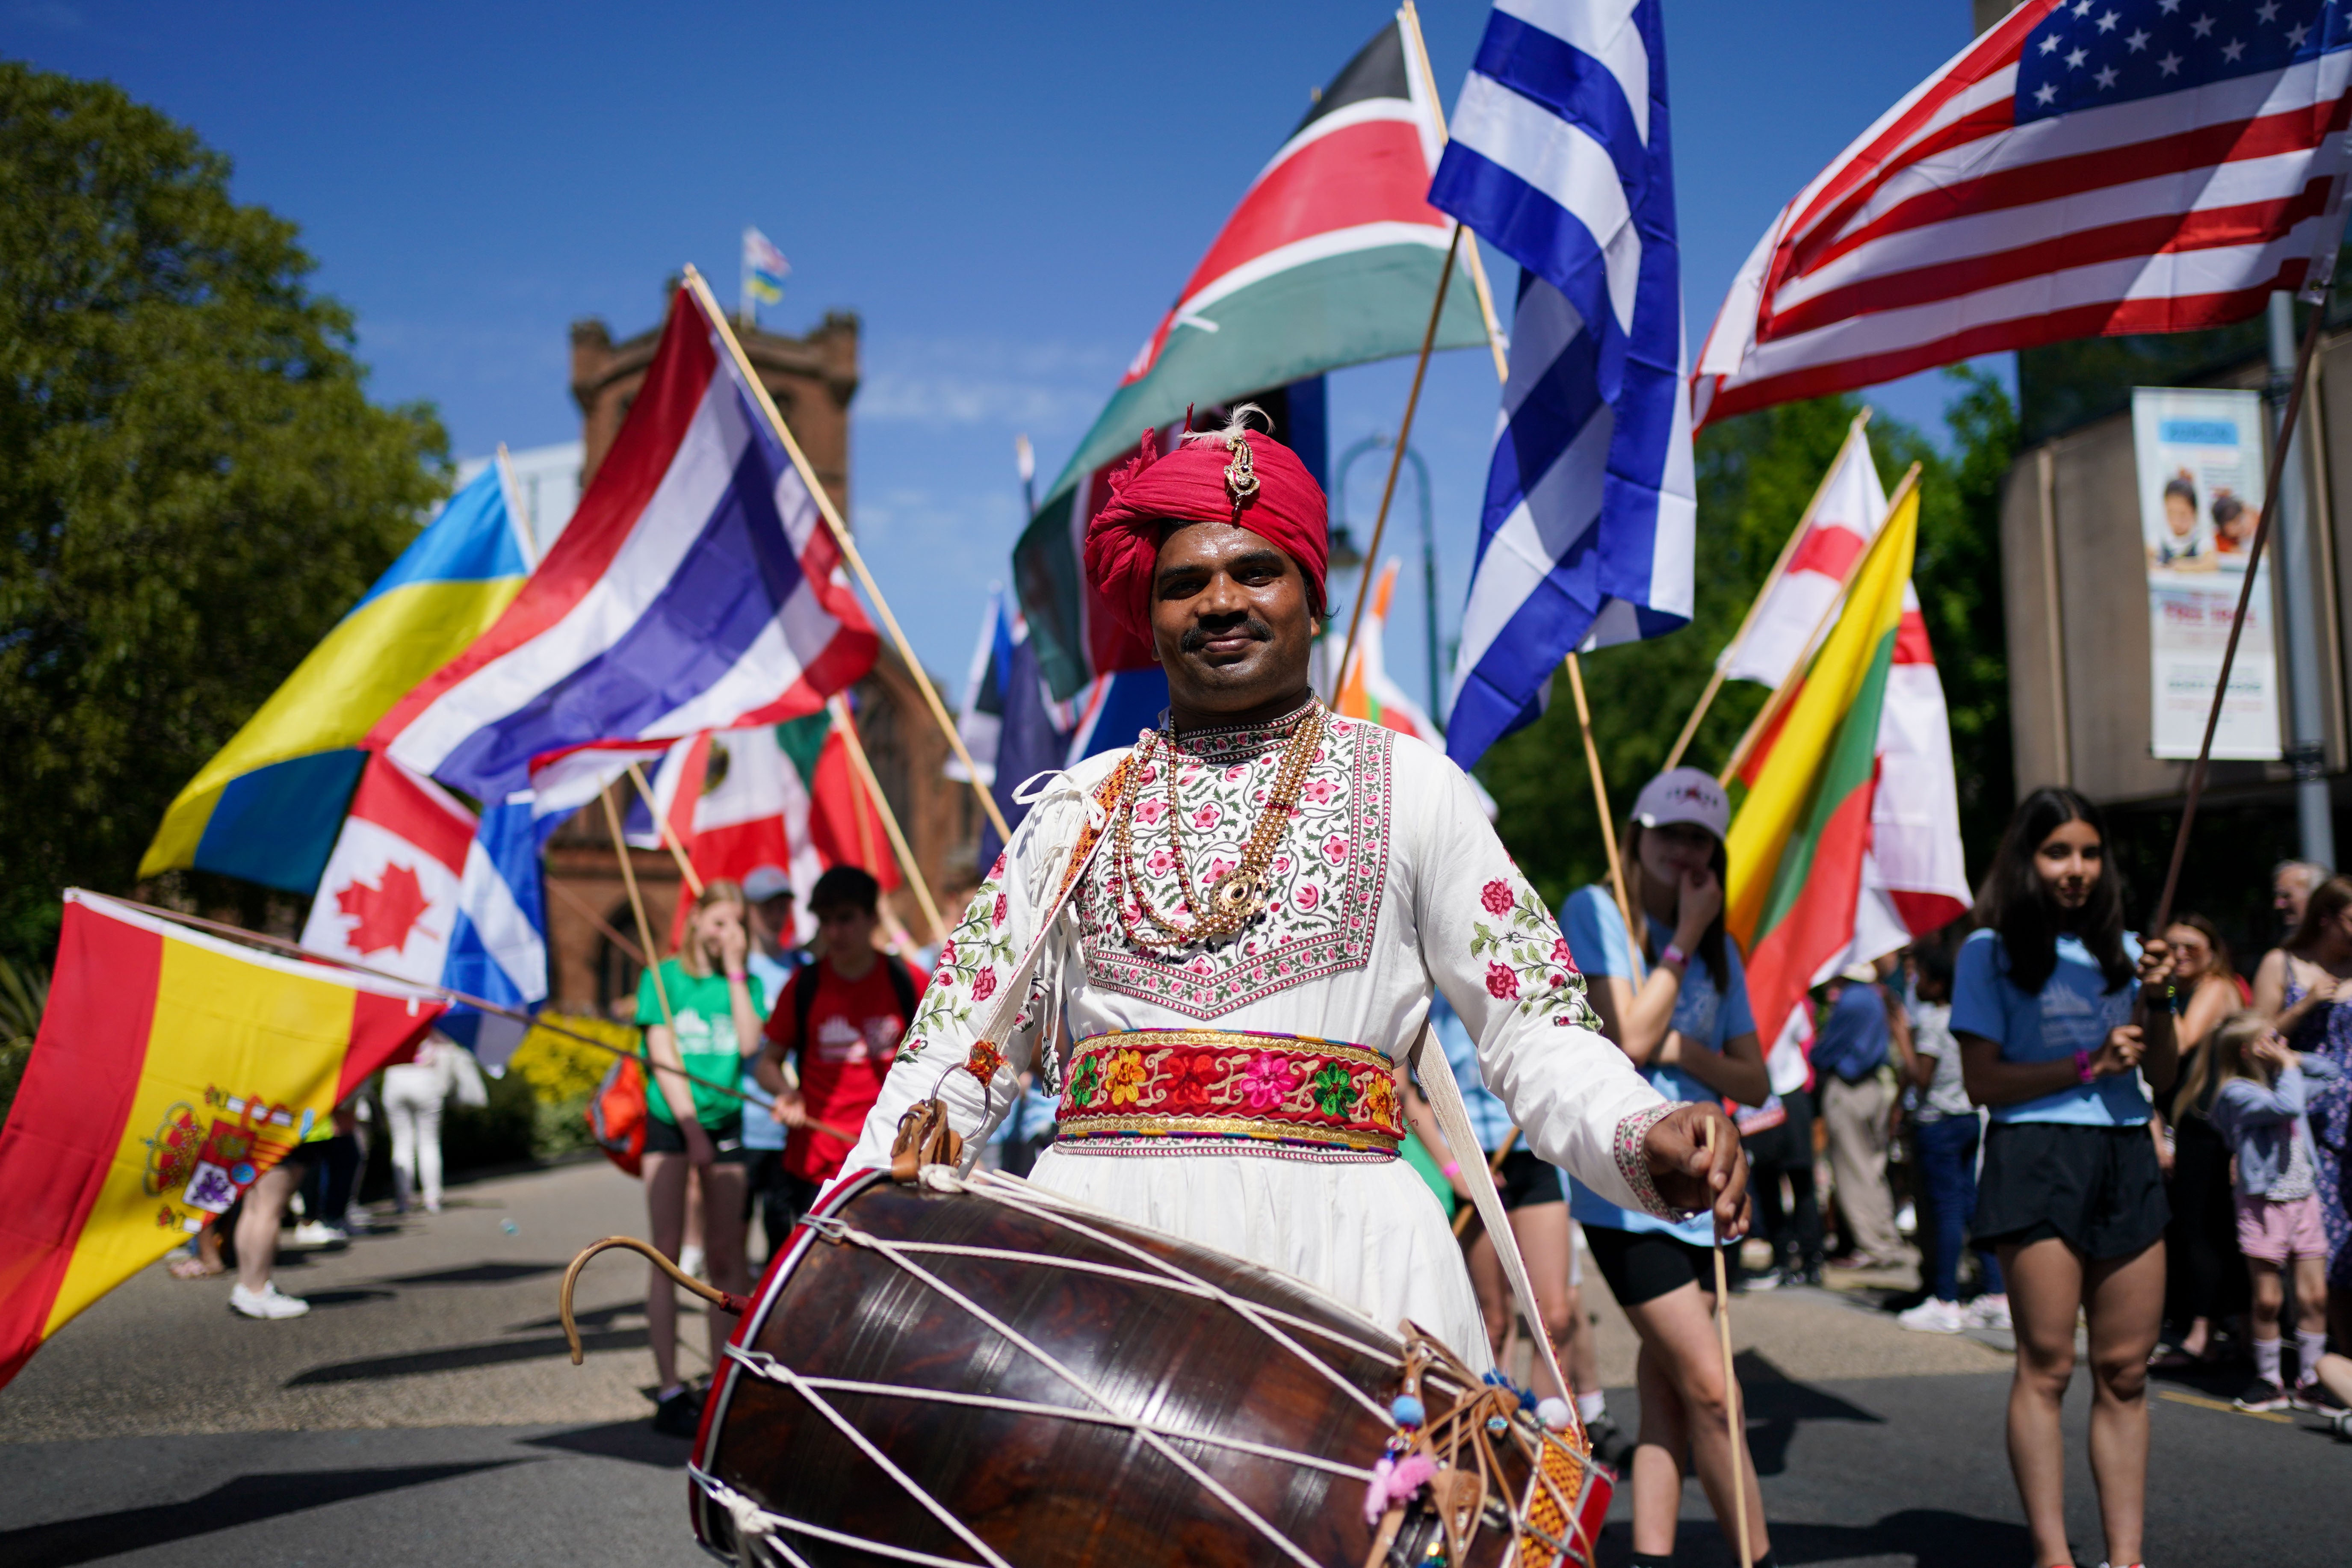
[0,63,446,964]
[1480,370,2018,911]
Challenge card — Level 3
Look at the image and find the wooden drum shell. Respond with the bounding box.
[690,1172,1519,1567]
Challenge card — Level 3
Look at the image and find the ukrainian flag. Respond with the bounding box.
[139,467,532,892]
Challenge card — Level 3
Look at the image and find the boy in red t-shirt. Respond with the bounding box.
[755,866,926,1222]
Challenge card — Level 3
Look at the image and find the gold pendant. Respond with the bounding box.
[1212,870,1263,920]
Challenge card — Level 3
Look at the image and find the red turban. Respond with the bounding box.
[1082,414,1330,644]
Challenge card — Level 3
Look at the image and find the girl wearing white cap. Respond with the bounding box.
[1562,766,1773,1568]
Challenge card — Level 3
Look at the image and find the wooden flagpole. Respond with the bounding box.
[1705,1122,1755,1568]
[1400,0,1510,388]
[627,760,706,899]
[1662,409,1874,774]
[493,441,540,571]
[1565,653,1645,979]
[601,787,677,1036]
[677,266,1014,845]
[1330,226,1462,703]
[829,696,952,948]
[1718,462,1921,786]
[2151,296,2328,933]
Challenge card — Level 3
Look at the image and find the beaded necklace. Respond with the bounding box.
[1111,701,1325,951]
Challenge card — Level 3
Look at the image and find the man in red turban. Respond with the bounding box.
[1082,407,1333,647]
[832,405,1751,1440]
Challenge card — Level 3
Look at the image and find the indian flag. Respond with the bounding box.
[1335,560,1436,742]
[0,892,443,1388]
[1725,479,1959,1049]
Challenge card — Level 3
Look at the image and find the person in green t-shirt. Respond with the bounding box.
[635,879,766,1435]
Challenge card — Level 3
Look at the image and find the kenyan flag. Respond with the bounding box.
[1723,482,1920,1051]
[1014,14,1487,700]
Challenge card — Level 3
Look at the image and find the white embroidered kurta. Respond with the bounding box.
[839,705,1672,1364]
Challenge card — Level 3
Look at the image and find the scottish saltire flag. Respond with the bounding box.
[141,466,533,892]
[367,285,877,803]
[437,794,560,1067]
[1431,0,1694,769]
[743,227,789,309]
[1695,0,2352,424]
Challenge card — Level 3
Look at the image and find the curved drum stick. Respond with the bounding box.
[561,1236,754,1366]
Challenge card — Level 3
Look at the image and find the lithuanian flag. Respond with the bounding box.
[1723,481,1919,1049]
[0,892,443,1388]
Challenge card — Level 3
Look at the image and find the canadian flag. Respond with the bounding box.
[301,754,476,986]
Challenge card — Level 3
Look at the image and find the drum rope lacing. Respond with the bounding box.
[919,1166,1422,1423]
[773,1199,1329,1568]
[696,1165,1491,1568]
[789,1232,1405,1370]
[724,1352,1376,1482]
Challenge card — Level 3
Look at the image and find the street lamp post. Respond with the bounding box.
[1333,434,1440,723]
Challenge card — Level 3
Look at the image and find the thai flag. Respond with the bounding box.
[1429,0,1695,769]
[367,285,877,803]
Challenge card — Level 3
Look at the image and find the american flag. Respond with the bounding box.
[1693,0,2352,425]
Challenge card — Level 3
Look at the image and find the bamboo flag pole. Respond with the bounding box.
[2151,296,2328,933]
[493,441,541,571]
[830,696,952,947]
[1565,654,1645,980]
[1399,0,1510,388]
[1711,1217,1755,1568]
[1330,226,1463,703]
[1662,409,1874,774]
[627,761,705,900]
[1718,462,1921,787]
[601,785,677,1039]
[677,266,1014,845]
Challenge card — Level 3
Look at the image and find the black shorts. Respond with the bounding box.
[642,1113,756,1165]
[1583,1224,1718,1307]
[1495,1149,1564,1212]
[1972,1120,2169,1260]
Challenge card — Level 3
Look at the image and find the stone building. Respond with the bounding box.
[543,292,978,1019]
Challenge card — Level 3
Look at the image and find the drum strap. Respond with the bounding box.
[1408,1024,1571,1406]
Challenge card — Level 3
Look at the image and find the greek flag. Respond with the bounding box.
[1430,0,1693,768]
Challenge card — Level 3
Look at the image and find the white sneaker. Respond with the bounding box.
[678,1245,706,1281]
[1963,1293,2012,1331]
[1897,1296,1965,1335]
[229,1282,310,1320]
[289,1221,346,1249]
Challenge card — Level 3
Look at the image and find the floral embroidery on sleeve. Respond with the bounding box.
[901,864,1017,1060]
[1468,874,1601,1031]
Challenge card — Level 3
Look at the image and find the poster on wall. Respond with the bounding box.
[2130,387,2282,761]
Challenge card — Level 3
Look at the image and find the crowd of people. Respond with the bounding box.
[180,750,2352,1568]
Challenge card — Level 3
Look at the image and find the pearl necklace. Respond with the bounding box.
[1111,703,1326,952]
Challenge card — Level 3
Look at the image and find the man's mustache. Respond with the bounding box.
[1180,615,1273,653]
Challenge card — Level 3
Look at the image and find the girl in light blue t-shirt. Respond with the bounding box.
[1949,787,2177,1568]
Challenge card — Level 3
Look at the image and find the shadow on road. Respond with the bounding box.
[525,1419,694,1469]
[1734,1349,1885,1477]
[373,1261,569,1286]
[1605,1508,2030,1568]
[296,1288,399,1309]
[0,1462,528,1567]
[285,1328,650,1385]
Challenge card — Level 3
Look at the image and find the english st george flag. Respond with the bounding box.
[1695,0,2352,423]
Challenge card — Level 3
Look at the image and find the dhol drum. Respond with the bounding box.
[677,1165,1610,1568]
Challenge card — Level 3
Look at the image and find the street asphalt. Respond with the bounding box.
[1,1159,2342,1567]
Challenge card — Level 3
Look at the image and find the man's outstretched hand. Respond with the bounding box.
[1642,1102,1752,1240]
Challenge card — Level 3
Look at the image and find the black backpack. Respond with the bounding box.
[786,954,918,1061]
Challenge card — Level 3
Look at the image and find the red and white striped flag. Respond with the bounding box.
[1694,1,2352,425]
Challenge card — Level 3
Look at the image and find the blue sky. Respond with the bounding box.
[8,0,2006,709]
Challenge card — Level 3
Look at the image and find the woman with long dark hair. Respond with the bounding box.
[1566,769,1772,1568]
[1953,787,2177,1568]
[2150,913,2248,1369]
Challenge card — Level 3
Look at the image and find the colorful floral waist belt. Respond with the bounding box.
[1057,1029,1401,1159]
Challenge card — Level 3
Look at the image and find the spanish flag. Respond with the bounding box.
[0,892,443,1388]
[1723,479,1919,1051]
